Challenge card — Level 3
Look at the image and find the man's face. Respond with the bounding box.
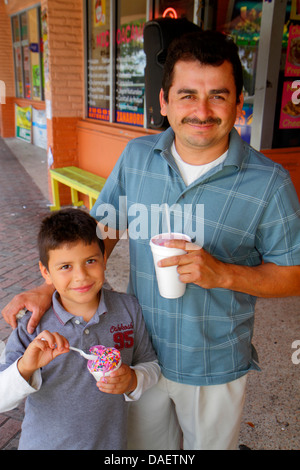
[160,59,244,164]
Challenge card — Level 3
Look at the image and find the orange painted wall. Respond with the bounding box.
[262,148,300,201]
[76,120,158,208]
[77,119,158,178]
[0,98,15,138]
[48,117,80,206]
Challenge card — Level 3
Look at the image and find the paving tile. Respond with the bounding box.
[0,419,22,449]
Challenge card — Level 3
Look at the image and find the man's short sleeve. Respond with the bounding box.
[256,175,300,265]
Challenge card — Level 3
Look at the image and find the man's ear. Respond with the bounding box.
[236,92,244,119]
[39,261,53,285]
[159,88,168,117]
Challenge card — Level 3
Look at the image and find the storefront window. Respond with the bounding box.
[28,8,43,100]
[11,7,44,101]
[14,45,23,98]
[86,0,147,126]
[272,0,300,148]
[115,0,146,126]
[21,13,31,99]
[86,0,199,127]
[87,0,111,120]
[216,0,263,144]
[12,16,23,97]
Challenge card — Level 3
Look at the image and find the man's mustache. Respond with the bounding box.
[182,117,222,125]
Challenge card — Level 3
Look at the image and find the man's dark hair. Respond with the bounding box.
[38,208,105,269]
[162,30,243,103]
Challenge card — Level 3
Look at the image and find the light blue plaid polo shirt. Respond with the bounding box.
[91,127,300,386]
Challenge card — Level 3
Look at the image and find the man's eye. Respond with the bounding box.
[211,95,225,100]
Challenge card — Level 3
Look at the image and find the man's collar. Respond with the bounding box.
[225,127,248,169]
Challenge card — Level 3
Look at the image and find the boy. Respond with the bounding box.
[0,208,159,450]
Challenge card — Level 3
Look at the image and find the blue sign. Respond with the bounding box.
[29,43,39,53]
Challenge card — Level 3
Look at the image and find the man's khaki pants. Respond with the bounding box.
[128,374,247,450]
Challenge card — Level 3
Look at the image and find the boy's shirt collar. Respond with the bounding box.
[51,289,107,326]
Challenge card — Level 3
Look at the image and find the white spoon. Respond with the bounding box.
[40,338,96,361]
[69,346,96,361]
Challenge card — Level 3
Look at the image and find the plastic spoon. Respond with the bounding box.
[40,339,96,361]
[69,346,96,361]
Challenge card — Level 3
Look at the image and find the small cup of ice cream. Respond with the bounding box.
[87,345,122,381]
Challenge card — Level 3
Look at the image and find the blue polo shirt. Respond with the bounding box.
[91,127,300,386]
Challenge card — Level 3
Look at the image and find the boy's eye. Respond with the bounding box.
[86,259,96,265]
[60,264,71,270]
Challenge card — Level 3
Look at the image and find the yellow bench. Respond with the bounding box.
[49,166,106,211]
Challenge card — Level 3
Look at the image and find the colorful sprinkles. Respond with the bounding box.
[87,345,121,376]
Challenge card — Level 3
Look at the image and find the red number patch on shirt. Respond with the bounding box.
[113,330,134,350]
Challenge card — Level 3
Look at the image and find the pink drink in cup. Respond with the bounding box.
[150,233,191,299]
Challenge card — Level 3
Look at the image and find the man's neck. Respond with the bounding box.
[174,137,230,165]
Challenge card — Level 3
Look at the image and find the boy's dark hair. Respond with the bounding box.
[162,30,243,103]
[38,208,105,269]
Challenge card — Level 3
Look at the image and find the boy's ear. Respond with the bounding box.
[39,261,53,285]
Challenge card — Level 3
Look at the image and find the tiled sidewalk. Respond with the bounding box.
[0,137,49,449]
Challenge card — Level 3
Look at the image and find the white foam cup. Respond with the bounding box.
[87,359,122,381]
[150,233,191,299]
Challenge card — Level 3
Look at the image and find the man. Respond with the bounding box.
[3,31,300,449]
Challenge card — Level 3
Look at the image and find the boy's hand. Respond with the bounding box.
[18,330,69,382]
[96,364,137,395]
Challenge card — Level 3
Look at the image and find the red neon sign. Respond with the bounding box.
[162,8,177,19]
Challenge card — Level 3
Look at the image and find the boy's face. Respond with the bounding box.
[39,240,106,318]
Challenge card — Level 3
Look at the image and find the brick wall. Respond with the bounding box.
[46,0,84,119]
[0,0,15,137]
[42,0,84,157]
